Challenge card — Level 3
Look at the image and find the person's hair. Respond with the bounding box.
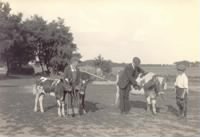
[132,57,141,65]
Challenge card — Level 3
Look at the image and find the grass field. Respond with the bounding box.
[112,66,200,77]
[0,77,199,137]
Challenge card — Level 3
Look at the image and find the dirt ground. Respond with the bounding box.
[0,78,199,137]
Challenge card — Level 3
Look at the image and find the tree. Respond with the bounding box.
[0,1,77,75]
[23,16,76,73]
[94,55,104,68]
[94,55,112,74]
[50,44,78,73]
[0,2,35,75]
[101,60,112,74]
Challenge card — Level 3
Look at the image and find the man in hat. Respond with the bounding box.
[117,57,145,114]
[174,64,189,118]
[63,55,81,116]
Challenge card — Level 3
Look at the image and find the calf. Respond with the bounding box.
[33,77,72,117]
[77,79,89,114]
[136,72,167,114]
[77,71,94,114]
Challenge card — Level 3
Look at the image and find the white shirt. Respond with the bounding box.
[132,63,135,70]
[174,73,189,92]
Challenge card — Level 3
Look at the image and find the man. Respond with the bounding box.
[117,57,145,114]
[174,64,189,118]
[64,56,81,116]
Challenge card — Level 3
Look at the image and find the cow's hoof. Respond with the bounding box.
[83,110,87,114]
[34,109,37,112]
[152,111,157,115]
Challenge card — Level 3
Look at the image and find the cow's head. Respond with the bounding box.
[136,76,145,87]
[157,76,168,91]
[136,72,155,87]
[60,78,72,91]
[75,79,90,94]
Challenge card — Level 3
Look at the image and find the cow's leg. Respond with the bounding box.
[34,93,39,112]
[115,86,120,106]
[57,100,62,117]
[152,99,157,114]
[78,94,82,114]
[39,94,45,113]
[61,101,65,117]
[77,92,81,115]
[66,93,70,116]
[82,94,86,114]
[146,96,151,112]
[78,94,85,114]
[79,94,86,114]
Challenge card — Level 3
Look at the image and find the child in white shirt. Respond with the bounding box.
[174,64,189,118]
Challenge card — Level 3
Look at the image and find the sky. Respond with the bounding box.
[3,0,199,64]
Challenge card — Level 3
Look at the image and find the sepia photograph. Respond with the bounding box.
[0,0,199,137]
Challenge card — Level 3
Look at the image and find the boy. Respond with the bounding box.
[174,64,189,118]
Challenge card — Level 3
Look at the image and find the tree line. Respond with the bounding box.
[174,60,200,68]
[0,1,78,75]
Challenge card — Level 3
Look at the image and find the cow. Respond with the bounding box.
[64,71,93,116]
[76,71,94,114]
[33,77,72,117]
[135,72,167,114]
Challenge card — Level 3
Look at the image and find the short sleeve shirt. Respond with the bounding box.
[174,73,188,89]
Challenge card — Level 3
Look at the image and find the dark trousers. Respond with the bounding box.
[176,87,188,117]
[119,86,130,114]
[67,92,74,115]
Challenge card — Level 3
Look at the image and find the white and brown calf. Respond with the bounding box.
[33,77,72,117]
[136,72,167,114]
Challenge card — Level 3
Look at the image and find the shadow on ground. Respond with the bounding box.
[85,101,102,112]
[130,100,162,113]
[167,105,179,116]
[44,101,101,113]
[130,100,146,110]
